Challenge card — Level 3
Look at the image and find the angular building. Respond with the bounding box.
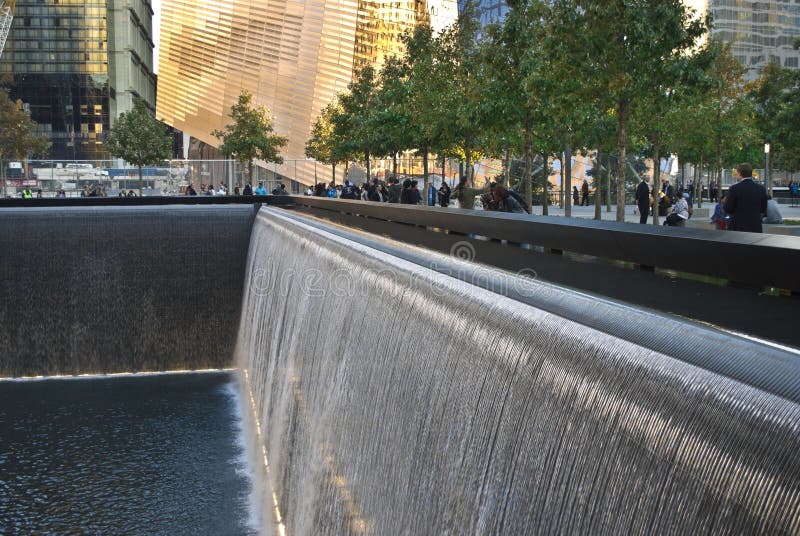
[157,0,457,185]
[703,0,800,79]
[0,0,156,160]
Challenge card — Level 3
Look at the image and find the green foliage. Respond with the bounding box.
[306,99,344,166]
[106,98,172,169]
[212,91,288,183]
[0,90,50,162]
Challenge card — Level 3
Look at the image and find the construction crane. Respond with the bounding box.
[0,0,15,58]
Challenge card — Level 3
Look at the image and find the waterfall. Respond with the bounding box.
[237,207,800,534]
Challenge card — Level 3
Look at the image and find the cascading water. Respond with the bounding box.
[236,207,800,534]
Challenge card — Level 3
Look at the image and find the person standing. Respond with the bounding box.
[724,163,768,233]
[635,176,650,224]
[438,181,451,207]
[254,181,267,195]
[451,176,480,210]
[572,185,580,205]
[790,180,799,207]
[580,179,589,206]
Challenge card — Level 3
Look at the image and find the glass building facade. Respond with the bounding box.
[0,0,156,160]
[706,0,800,79]
[157,0,457,185]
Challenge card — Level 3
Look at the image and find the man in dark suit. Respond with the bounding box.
[724,162,768,233]
[635,176,651,224]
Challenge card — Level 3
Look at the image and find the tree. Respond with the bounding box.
[306,98,346,184]
[0,90,50,197]
[371,58,413,179]
[434,7,490,184]
[551,0,707,221]
[212,91,288,186]
[334,66,381,181]
[105,98,172,195]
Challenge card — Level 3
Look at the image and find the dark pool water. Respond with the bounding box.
[0,371,256,535]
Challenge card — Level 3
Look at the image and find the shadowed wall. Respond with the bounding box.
[0,205,256,376]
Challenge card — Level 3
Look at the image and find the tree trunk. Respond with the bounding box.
[606,153,611,212]
[365,151,371,187]
[1,156,5,198]
[139,164,144,196]
[542,152,549,216]
[503,146,510,186]
[698,155,704,209]
[332,163,336,185]
[594,149,602,220]
[422,146,429,205]
[564,143,572,217]
[248,160,254,188]
[392,153,397,178]
[615,98,629,222]
[652,144,660,225]
[465,133,473,184]
[524,114,533,212]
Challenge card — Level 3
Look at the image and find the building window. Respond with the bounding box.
[786,57,799,68]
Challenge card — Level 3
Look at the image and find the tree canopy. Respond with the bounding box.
[105,98,172,194]
[212,90,288,185]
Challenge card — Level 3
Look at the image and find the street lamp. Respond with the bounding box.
[765,143,771,196]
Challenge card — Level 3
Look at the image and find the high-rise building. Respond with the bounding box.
[0,0,156,160]
[157,0,457,185]
[703,0,800,79]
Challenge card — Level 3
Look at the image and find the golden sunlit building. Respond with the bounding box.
[157,0,457,185]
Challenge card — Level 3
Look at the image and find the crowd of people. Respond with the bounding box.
[634,163,781,233]
[300,175,530,215]
[183,181,289,197]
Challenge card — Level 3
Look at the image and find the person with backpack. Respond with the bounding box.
[340,180,358,199]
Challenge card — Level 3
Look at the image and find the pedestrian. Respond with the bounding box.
[451,176,480,210]
[326,182,338,198]
[493,185,526,213]
[367,179,383,202]
[790,180,799,207]
[764,195,784,224]
[127,189,137,197]
[581,179,589,206]
[340,180,358,199]
[635,176,650,224]
[271,183,288,196]
[410,180,421,204]
[234,185,241,196]
[572,185,580,206]
[711,195,729,230]
[664,193,692,227]
[216,184,227,195]
[387,177,402,203]
[438,181,451,207]
[119,189,127,197]
[400,179,417,204]
[186,183,197,196]
[724,163,768,233]
[56,189,66,198]
[243,182,253,196]
[314,183,327,197]
[254,181,267,195]
[659,178,675,216]
[709,181,718,203]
